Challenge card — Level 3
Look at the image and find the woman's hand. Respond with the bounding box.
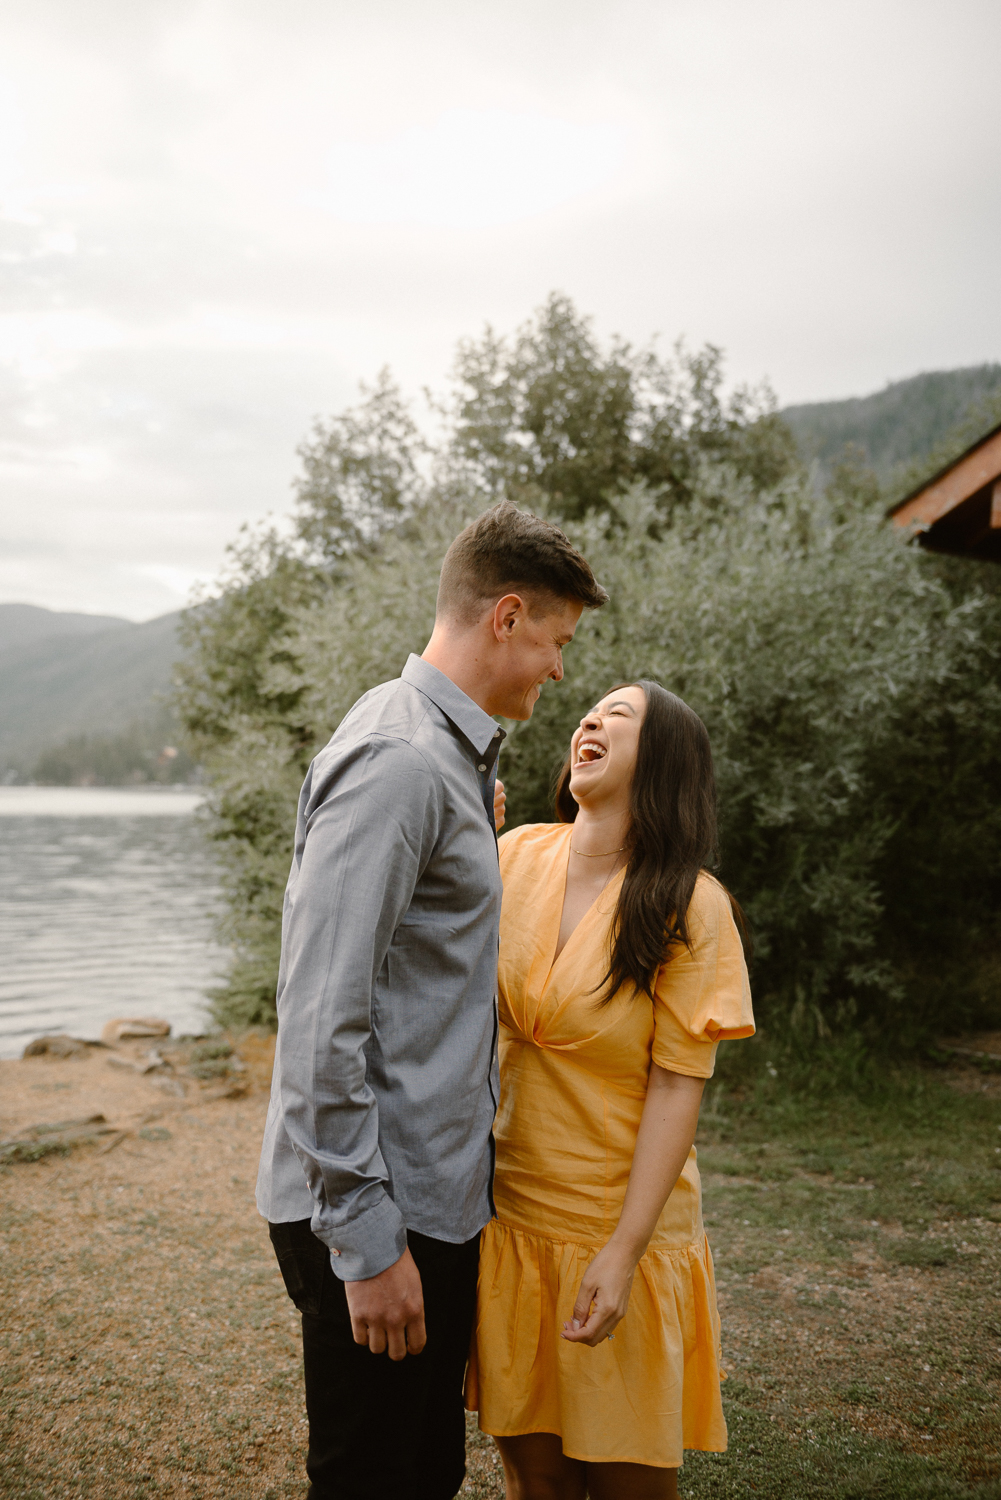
[562,1066,705,1350]
[493,778,506,831]
[561,1240,637,1347]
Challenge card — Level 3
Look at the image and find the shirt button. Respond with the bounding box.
[330,1248,341,1257]
[478,764,487,772]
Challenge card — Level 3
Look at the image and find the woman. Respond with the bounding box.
[467,681,754,1498]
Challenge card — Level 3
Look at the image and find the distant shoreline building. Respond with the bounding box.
[888,420,1001,562]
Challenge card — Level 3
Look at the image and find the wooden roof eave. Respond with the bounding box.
[888,420,1001,531]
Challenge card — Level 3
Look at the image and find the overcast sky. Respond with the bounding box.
[2,0,999,621]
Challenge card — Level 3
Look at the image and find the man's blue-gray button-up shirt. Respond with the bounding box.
[256,654,504,1281]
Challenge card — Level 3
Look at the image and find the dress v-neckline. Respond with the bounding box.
[546,829,625,979]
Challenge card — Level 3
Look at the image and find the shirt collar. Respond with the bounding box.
[402,654,504,758]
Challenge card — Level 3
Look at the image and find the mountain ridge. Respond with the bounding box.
[0,610,183,772]
[779,362,1001,487]
[0,602,131,655]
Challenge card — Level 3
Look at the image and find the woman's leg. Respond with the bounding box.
[495,1433,587,1500]
[583,1460,678,1500]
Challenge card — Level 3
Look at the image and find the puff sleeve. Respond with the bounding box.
[652,874,754,1079]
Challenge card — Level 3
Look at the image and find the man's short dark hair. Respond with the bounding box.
[436,502,608,624]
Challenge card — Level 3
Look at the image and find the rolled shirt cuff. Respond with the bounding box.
[310,1192,408,1282]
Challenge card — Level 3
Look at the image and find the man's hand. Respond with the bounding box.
[343,1247,426,1360]
[493,778,506,831]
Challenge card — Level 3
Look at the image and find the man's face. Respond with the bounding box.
[493,596,583,721]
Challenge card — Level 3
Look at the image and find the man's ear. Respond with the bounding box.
[491,593,526,642]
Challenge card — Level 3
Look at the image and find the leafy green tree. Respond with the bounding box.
[295,368,430,563]
[488,480,1001,1044]
[178,296,790,1025]
[175,536,322,1021]
[176,296,1001,1045]
[175,373,438,1021]
[446,292,798,517]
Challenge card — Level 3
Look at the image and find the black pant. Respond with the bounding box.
[268,1220,480,1500]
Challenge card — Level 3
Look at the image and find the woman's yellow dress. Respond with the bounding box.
[465,822,755,1469]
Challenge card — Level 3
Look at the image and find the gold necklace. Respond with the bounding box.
[570,844,627,857]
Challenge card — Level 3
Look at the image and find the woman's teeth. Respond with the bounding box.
[577,741,607,764]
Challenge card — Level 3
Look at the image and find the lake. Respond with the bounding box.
[0,786,231,1060]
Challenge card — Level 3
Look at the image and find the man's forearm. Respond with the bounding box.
[277,784,427,1275]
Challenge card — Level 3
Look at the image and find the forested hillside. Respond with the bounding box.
[781,363,1001,487]
[0,609,191,783]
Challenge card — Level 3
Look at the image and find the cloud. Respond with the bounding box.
[0,0,998,618]
[130,563,211,605]
[310,109,629,229]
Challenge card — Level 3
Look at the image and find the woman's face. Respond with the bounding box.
[568,684,647,808]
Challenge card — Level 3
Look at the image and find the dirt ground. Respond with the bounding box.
[0,1038,504,1499]
[1,1039,999,1499]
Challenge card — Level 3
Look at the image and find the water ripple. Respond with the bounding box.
[0,809,230,1058]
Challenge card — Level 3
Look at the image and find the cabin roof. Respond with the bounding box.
[888,419,1001,562]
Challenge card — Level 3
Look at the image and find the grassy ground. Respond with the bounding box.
[1,1040,999,1498]
[677,1048,1001,1499]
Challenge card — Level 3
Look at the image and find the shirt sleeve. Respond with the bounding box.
[275,734,441,1281]
[652,875,755,1080]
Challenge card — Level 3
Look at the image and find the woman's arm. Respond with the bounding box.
[562,1063,705,1347]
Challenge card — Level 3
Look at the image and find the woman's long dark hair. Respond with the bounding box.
[554,680,736,1003]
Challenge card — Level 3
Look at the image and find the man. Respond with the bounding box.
[256,502,608,1499]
